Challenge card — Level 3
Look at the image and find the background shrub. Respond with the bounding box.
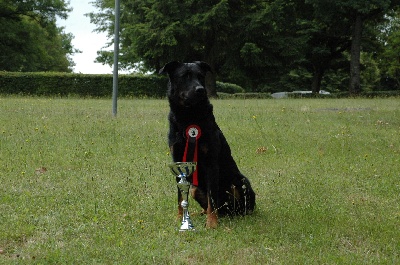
[216,81,245,94]
[0,72,168,97]
[0,72,250,98]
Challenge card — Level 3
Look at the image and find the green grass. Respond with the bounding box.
[0,96,399,264]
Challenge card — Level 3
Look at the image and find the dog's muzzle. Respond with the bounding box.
[195,86,206,95]
[180,86,207,107]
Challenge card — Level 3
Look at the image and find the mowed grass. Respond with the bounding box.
[0,96,399,264]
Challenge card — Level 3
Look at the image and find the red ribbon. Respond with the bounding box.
[182,125,201,186]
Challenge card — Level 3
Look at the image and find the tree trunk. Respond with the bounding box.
[206,71,217,97]
[311,66,324,94]
[349,13,363,95]
[204,58,218,98]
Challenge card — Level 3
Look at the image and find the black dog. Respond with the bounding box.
[160,61,255,228]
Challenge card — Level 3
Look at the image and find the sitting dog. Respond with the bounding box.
[160,61,255,228]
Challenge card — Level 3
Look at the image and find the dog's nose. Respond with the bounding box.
[195,86,206,94]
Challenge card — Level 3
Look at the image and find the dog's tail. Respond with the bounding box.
[241,176,256,215]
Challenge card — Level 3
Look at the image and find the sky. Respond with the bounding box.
[57,0,115,74]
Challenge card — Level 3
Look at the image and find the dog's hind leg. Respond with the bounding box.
[204,166,220,228]
[206,195,218,229]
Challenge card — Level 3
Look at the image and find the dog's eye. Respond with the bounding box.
[180,73,191,79]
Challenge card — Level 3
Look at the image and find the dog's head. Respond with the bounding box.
[159,61,212,107]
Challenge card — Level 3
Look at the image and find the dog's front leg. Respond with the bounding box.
[205,165,219,229]
[177,187,183,219]
[171,142,185,220]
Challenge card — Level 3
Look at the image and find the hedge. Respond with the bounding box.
[0,72,168,98]
[0,72,246,98]
[217,92,271,99]
[2,72,399,99]
[346,90,400,98]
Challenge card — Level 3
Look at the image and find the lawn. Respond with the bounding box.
[0,96,399,264]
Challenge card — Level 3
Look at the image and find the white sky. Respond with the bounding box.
[57,0,115,74]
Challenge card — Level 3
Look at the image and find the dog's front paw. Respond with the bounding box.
[205,212,218,229]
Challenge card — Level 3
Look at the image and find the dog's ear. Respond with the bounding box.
[159,61,183,75]
[194,61,212,73]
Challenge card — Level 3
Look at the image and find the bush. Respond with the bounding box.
[0,72,168,97]
[217,92,271,99]
[333,91,400,98]
[287,92,333,98]
[216,81,245,94]
[361,90,400,97]
[0,72,251,98]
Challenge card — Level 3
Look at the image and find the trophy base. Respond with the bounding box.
[179,220,195,232]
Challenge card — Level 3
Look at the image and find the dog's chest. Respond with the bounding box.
[173,125,216,155]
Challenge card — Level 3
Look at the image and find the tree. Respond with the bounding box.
[287,0,351,93]
[220,0,308,91]
[0,0,78,72]
[90,0,248,95]
[305,0,400,94]
[90,0,306,92]
[90,0,400,93]
[378,9,400,89]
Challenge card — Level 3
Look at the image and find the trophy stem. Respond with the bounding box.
[177,178,195,231]
[180,196,195,231]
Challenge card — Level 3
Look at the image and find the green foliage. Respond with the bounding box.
[378,9,400,89]
[217,92,272,99]
[89,0,233,71]
[360,52,381,91]
[0,0,77,72]
[216,81,244,94]
[1,97,399,263]
[88,0,400,93]
[0,72,258,98]
[0,72,168,97]
[89,0,299,90]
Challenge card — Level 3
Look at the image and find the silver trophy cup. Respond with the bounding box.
[169,162,197,231]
